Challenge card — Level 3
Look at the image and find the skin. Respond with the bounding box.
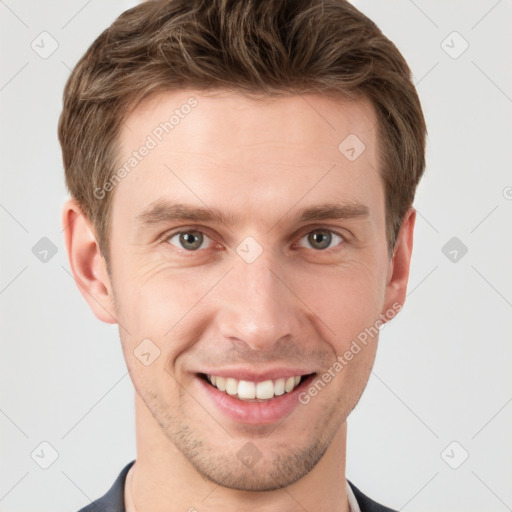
[62,89,415,512]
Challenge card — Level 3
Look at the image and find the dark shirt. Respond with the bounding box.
[76,460,397,512]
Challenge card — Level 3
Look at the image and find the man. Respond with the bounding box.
[59,0,425,510]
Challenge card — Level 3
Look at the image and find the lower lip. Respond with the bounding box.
[196,375,314,425]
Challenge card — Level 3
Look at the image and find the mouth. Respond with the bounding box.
[196,370,316,424]
[198,372,314,402]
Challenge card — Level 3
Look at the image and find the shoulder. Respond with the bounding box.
[75,460,135,512]
[348,480,398,512]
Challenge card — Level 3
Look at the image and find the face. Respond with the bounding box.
[94,90,407,491]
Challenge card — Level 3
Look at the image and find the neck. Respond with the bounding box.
[127,392,350,512]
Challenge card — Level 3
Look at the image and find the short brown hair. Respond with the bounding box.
[58,0,426,267]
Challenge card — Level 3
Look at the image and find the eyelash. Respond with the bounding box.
[161,226,348,255]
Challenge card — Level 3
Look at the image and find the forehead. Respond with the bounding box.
[121,89,376,155]
[112,89,382,231]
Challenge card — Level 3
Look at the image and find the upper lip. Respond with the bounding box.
[197,367,315,382]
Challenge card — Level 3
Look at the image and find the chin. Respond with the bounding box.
[178,433,329,492]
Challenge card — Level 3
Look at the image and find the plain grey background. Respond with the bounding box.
[1,1,511,511]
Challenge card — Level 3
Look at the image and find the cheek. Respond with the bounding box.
[294,263,385,345]
[113,264,217,369]
[112,253,209,329]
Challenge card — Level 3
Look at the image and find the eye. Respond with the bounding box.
[297,229,344,251]
[166,230,215,251]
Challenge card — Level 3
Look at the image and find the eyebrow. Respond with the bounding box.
[135,198,370,229]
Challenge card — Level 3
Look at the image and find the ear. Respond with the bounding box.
[382,207,416,318]
[61,198,117,324]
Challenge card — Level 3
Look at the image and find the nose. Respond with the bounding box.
[214,250,302,352]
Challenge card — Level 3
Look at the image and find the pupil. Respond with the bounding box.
[181,232,202,250]
[310,231,331,250]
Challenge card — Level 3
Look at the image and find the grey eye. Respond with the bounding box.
[298,230,343,250]
[168,231,210,251]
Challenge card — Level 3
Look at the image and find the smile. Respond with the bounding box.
[196,369,317,424]
[203,374,305,401]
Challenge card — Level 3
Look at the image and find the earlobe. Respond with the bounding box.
[383,207,416,315]
[61,198,118,324]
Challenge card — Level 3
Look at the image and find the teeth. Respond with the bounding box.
[238,381,256,400]
[225,377,238,396]
[216,376,226,391]
[284,376,295,392]
[274,378,285,396]
[256,380,274,400]
[206,374,304,400]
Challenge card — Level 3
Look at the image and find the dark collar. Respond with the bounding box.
[76,460,397,512]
